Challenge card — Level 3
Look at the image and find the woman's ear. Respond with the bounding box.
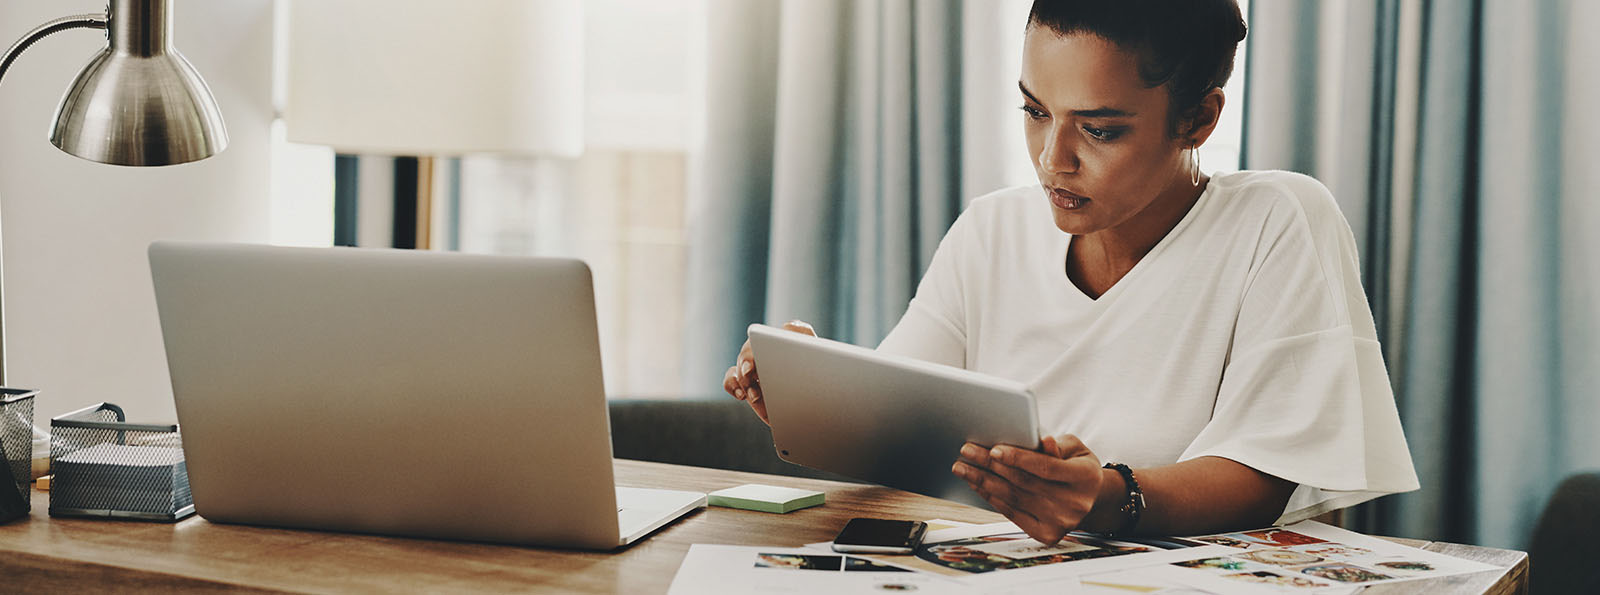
[1180,87,1226,148]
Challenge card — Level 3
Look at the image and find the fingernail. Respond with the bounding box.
[735,388,745,400]
[990,446,1004,460]
[740,361,753,375]
[961,445,978,459]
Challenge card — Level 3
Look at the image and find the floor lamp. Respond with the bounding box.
[285,0,583,249]
[0,0,227,521]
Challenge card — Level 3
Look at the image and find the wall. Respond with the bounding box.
[0,0,275,424]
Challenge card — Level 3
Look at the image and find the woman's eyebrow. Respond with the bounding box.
[1019,81,1045,104]
[1069,107,1135,118]
[1018,82,1136,118]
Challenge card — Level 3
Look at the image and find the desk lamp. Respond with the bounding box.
[0,0,227,521]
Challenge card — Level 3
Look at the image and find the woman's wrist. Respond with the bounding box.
[1080,467,1132,534]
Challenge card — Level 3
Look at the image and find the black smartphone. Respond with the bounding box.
[830,518,928,554]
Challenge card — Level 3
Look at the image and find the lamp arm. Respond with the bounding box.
[0,14,109,88]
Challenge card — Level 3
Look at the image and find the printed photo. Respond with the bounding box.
[1172,557,1249,571]
[1238,548,1323,567]
[755,553,843,571]
[1120,535,1209,549]
[1191,535,1253,549]
[963,537,1097,560]
[1374,560,1436,573]
[1222,570,1330,589]
[1238,528,1328,547]
[913,533,1150,574]
[1300,563,1394,583]
[844,557,912,572]
[1291,543,1374,560]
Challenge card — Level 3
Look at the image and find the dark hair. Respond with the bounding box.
[1027,0,1247,137]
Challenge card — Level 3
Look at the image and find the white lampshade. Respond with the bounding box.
[284,0,583,156]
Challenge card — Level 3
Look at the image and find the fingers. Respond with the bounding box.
[952,460,1039,502]
[961,459,1065,528]
[993,499,1067,545]
[957,443,993,467]
[782,319,817,337]
[958,443,1050,496]
[988,437,1097,483]
[733,321,812,398]
[727,360,769,425]
[955,439,1098,543]
[748,387,770,426]
[735,340,757,387]
[723,366,745,400]
[1045,434,1092,458]
[731,321,814,421]
[739,358,758,385]
[954,461,1067,545]
[986,458,1053,495]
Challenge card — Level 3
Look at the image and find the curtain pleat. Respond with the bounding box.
[685,0,968,391]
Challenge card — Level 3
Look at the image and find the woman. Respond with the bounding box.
[724,0,1418,543]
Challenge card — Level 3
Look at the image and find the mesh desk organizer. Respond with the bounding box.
[1,389,37,522]
[50,403,194,521]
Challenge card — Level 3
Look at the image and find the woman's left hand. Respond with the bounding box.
[951,434,1104,545]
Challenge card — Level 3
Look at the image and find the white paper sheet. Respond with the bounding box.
[676,520,1499,594]
[1086,521,1501,594]
[667,544,972,595]
[806,521,1237,590]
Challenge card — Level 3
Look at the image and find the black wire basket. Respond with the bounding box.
[49,402,193,522]
[0,388,37,522]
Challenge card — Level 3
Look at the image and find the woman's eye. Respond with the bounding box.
[1019,105,1047,120]
[1084,126,1124,141]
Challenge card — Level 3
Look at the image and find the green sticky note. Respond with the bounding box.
[708,484,825,513]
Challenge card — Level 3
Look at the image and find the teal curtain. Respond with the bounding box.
[1244,0,1600,549]
[683,0,966,392]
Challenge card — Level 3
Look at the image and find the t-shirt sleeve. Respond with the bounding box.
[876,208,974,369]
[1177,176,1420,524]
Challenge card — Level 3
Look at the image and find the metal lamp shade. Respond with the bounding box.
[47,0,227,167]
[49,48,226,167]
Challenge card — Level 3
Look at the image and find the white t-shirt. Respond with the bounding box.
[877,170,1420,523]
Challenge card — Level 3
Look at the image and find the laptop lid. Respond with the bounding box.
[149,242,622,549]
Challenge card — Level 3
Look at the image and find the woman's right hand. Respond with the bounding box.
[723,320,816,425]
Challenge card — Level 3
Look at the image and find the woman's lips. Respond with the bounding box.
[1049,187,1091,210]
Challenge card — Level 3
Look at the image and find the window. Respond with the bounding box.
[269,1,1251,399]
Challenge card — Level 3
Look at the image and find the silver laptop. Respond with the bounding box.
[148,242,705,550]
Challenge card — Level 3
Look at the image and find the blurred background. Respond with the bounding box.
[1,0,1594,557]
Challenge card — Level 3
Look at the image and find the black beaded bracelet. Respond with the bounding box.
[1102,462,1145,537]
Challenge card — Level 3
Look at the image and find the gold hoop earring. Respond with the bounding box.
[1189,145,1200,187]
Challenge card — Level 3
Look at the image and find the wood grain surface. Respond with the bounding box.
[0,460,1527,593]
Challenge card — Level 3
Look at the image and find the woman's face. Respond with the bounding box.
[1019,29,1195,236]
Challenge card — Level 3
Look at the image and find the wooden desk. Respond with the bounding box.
[0,460,1527,593]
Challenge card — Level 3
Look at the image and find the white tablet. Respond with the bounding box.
[747,324,1040,508]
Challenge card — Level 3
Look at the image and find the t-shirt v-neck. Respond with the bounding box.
[1056,181,1217,306]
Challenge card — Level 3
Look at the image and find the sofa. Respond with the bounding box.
[607,398,860,484]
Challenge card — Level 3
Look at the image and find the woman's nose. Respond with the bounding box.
[1038,127,1079,174]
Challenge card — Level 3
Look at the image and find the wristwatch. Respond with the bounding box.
[1102,462,1146,536]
